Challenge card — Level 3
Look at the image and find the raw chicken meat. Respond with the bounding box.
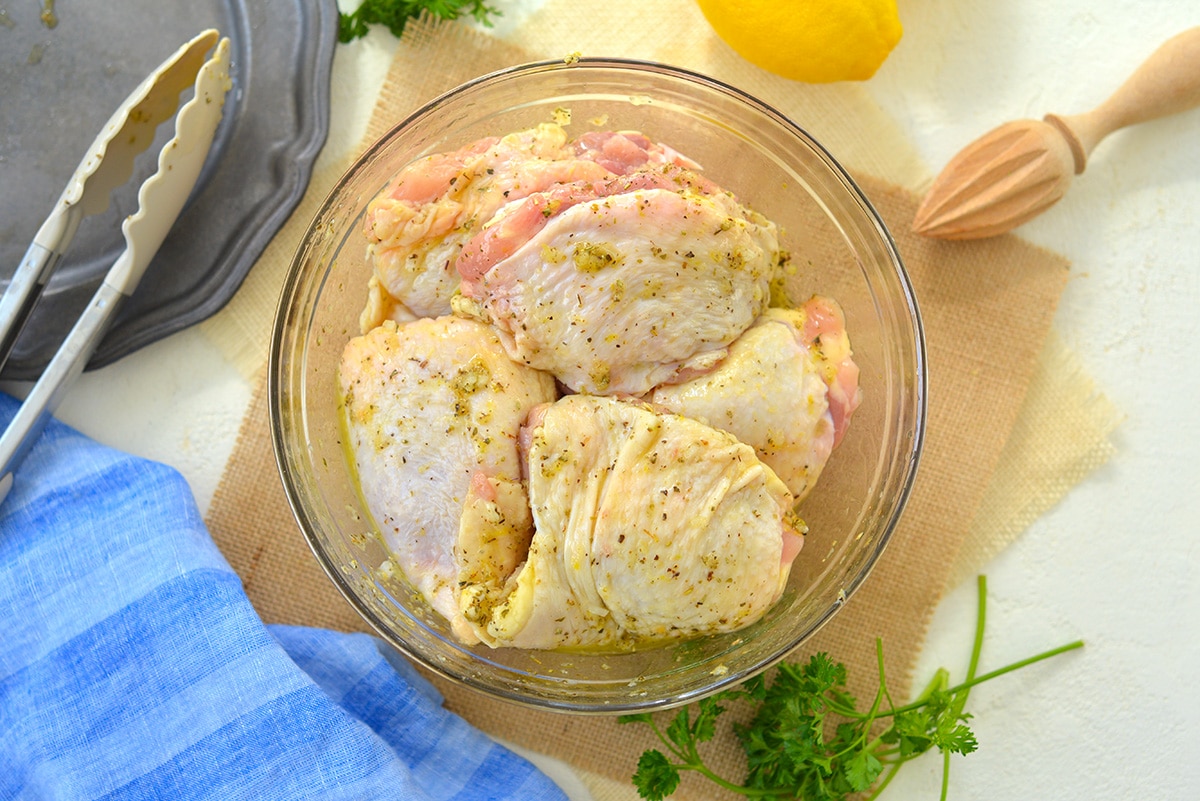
[339,316,557,644]
[800,295,862,448]
[341,125,862,651]
[571,129,703,174]
[462,395,803,650]
[648,297,862,501]
[359,124,692,330]
[455,168,784,395]
[455,165,717,282]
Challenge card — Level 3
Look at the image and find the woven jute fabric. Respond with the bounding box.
[202,3,1117,798]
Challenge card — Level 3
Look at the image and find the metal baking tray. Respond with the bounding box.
[0,0,337,379]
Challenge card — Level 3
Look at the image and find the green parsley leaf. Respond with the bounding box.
[665,707,694,752]
[619,576,1085,801]
[630,749,680,801]
[936,721,980,756]
[889,707,936,756]
[843,749,884,793]
[337,0,499,44]
[691,696,726,743]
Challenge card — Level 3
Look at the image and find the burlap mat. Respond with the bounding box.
[202,3,1119,798]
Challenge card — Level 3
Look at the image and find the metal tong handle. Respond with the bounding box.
[0,202,86,371]
[0,284,125,501]
[0,244,62,369]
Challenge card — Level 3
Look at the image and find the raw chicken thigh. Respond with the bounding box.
[649,297,862,501]
[340,124,863,651]
[456,167,784,395]
[339,316,557,644]
[462,395,803,650]
[359,124,691,330]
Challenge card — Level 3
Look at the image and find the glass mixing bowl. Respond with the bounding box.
[270,58,925,713]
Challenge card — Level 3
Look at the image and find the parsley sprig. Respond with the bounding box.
[338,0,499,44]
[619,576,1083,800]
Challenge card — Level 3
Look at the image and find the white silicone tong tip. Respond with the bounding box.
[107,36,232,293]
[42,29,221,247]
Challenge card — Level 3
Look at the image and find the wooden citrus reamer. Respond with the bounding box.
[912,27,1200,240]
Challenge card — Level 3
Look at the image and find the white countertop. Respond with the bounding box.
[21,1,1200,798]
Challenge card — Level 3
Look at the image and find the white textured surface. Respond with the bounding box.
[873,2,1200,799]
[29,1,1200,798]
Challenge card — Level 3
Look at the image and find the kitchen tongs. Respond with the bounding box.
[0,30,231,504]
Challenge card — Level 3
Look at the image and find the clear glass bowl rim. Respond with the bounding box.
[269,56,928,714]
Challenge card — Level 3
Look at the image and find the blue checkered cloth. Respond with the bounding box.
[0,393,568,801]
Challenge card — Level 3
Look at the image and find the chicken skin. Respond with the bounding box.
[462,395,803,650]
[359,125,692,330]
[648,297,862,501]
[338,316,557,644]
[341,127,861,652]
[456,167,784,396]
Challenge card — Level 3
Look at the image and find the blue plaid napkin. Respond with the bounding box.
[0,393,568,801]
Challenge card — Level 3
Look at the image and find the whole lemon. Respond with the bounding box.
[695,0,903,83]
